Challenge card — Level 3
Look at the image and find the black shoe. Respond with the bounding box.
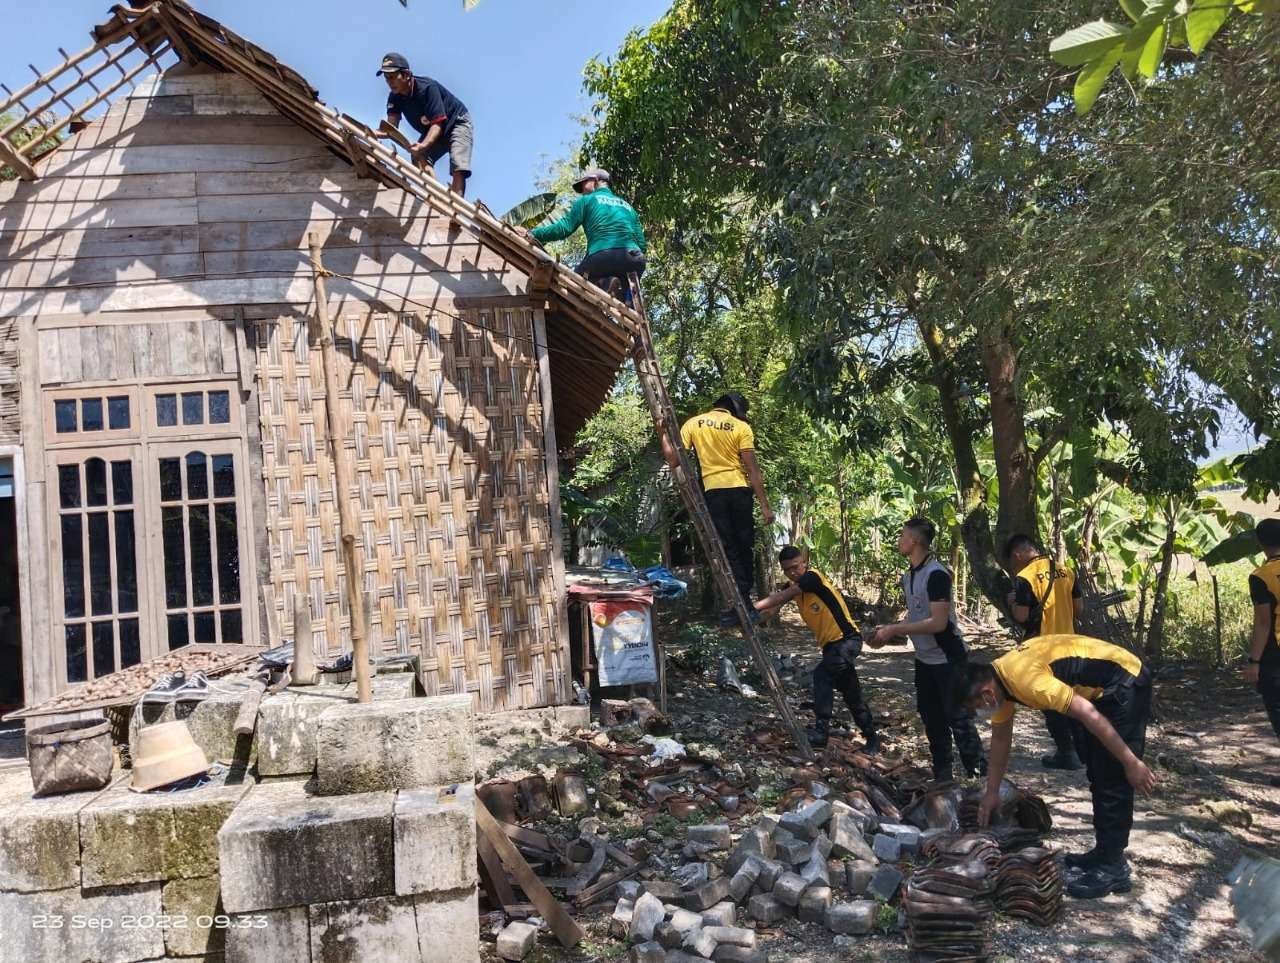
[807,724,830,748]
[1067,862,1132,899]
[1042,750,1085,771]
[862,734,882,755]
[718,610,738,627]
[1064,847,1103,870]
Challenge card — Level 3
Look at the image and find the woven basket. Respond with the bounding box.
[27,719,113,797]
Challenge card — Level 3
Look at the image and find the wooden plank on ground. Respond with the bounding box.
[476,830,517,909]
[474,800,584,949]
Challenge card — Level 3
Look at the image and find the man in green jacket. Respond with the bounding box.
[518,170,647,296]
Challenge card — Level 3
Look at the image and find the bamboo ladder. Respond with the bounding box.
[626,275,812,760]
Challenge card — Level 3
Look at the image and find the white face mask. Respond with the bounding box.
[975,700,998,721]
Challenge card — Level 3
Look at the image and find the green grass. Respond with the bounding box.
[1162,560,1255,664]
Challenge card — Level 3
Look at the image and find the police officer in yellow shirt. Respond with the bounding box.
[1245,518,1280,787]
[1005,534,1086,771]
[954,634,1157,900]
[659,392,774,626]
[754,545,880,752]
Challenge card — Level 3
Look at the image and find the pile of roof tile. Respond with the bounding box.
[920,832,1003,872]
[994,846,1064,926]
[902,857,996,962]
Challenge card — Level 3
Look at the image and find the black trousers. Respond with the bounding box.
[814,641,876,738]
[915,659,986,779]
[1043,709,1080,757]
[1258,662,1280,741]
[576,247,647,294]
[704,486,754,603]
[1077,680,1152,853]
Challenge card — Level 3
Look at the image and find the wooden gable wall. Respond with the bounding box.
[0,65,570,710]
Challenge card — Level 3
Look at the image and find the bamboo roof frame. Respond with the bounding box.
[0,0,639,417]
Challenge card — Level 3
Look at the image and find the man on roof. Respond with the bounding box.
[1005,533,1087,772]
[658,392,773,626]
[754,545,881,752]
[517,169,647,298]
[954,634,1156,900]
[377,53,474,196]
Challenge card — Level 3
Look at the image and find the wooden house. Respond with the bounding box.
[0,1,638,717]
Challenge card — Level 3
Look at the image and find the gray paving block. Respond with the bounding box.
[394,783,477,895]
[0,767,110,892]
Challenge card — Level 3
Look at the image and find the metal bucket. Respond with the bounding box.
[27,718,113,796]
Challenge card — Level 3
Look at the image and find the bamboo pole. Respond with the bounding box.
[308,233,372,703]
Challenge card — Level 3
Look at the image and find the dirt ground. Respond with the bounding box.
[513,607,1278,963]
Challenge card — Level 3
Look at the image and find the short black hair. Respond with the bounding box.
[1258,518,1280,551]
[778,545,803,563]
[951,661,998,707]
[1004,533,1040,559]
[903,516,936,545]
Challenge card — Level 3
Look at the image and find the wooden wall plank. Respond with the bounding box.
[0,319,18,443]
[191,94,282,116]
[203,317,224,374]
[67,115,319,151]
[129,71,263,98]
[0,224,201,261]
[113,324,138,380]
[0,252,206,289]
[0,173,197,205]
[37,144,348,179]
[196,216,470,253]
[57,327,82,383]
[0,197,199,232]
[195,171,372,196]
[37,327,62,387]
[0,272,526,316]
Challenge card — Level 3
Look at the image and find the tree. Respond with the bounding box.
[582,0,1279,610]
[1051,0,1279,113]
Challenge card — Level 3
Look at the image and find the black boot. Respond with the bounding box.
[862,732,882,755]
[1064,847,1104,870]
[1042,749,1085,771]
[1067,851,1132,899]
[807,719,831,748]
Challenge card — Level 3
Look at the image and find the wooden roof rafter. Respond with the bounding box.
[1,0,641,423]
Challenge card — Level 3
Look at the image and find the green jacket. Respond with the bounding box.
[530,187,647,256]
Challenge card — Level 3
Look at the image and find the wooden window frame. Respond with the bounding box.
[146,438,254,650]
[145,383,241,436]
[47,443,146,685]
[44,385,141,444]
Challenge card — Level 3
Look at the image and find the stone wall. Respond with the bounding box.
[0,686,481,963]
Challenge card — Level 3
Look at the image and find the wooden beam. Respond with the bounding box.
[308,233,372,704]
[474,800,584,949]
[0,138,36,181]
[341,129,372,179]
[476,831,517,909]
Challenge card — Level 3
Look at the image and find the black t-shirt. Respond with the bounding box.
[925,569,965,661]
[387,75,468,138]
[1249,573,1279,668]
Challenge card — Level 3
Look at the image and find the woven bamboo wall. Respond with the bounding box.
[253,303,568,711]
[0,318,18,443]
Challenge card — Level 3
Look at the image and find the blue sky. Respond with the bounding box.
[0,0,670,211]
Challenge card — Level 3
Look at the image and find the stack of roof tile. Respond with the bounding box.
[920,832,1003,872]
[902,857,996,962]
[995,846,1064,926]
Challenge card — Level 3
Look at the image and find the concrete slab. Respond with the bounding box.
[218,780,395,913]
[0,767,114,892]
[79,768,252,887]
[225,905,310,963]
[394,783,478,896]
[315,695,473,796]
[162,875,226,957]
[309,895,420,962]
[414,887,480,963]
[0,882,163,963]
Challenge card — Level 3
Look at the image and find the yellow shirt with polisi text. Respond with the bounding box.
[1014,555,1077,636]
[1251,557,1280,649]
[680,408,755,490]
[989,633,1144,725]
[794,569,859,647]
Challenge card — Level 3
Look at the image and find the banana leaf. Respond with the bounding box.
[502,192,559,229]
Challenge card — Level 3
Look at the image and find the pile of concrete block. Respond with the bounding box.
[218,694,481,963]
[611,794,930,961]
[0,764,251,963]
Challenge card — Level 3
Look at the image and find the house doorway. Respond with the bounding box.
[0,454,22,717]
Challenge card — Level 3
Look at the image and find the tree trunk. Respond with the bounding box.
[980,318,1039,557]
[918,319,1009,608]
[1145,503,1178,663]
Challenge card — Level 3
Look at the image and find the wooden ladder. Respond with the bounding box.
[625,275,812,760]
